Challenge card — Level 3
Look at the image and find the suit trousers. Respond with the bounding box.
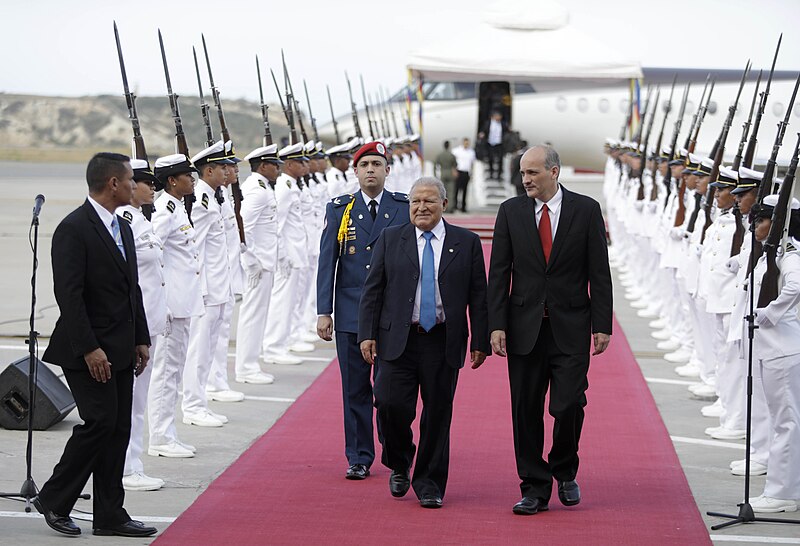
[374,325,459,498]
[39,365,133,529]
[488,143,503,178]
[235,269,274,377]
[263,267,300,359]
[507,318,590,501]
[336,331,376,466]
[183,303,226,416]
[148,317,191,446]
[208,294,236,391]
[124,335,158,476]
[454,171,470,213]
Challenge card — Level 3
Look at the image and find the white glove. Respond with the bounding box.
[647,202,658,213]
[670,227,685,241]
[165,309,173,336]
[247,268,262,290]
[693,243,703,257]
[240,242,248,254]
[725,258,740,274]
[633,201,644,211]
[754,307,774,327]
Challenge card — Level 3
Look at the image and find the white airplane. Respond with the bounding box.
[318,68,800,172]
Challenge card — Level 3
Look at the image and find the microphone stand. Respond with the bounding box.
[707,218,800,529]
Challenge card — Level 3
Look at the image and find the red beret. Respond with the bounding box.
[352,141,388,165]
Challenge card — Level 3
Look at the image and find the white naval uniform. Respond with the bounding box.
[148,192,203,446]
[344,167,359,195]
[117,205,166,475]
[208,187,243,392]
[235,172,279,377]
[746,250,800,500]
[326,166,348,199]
[291,178,319,343]
[263,173,307,360]
[183,180,231,418]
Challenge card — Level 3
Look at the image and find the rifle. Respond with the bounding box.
[282,52,308,142]
[651,77,676,201]
[634,86,654,200]
[373,93,387,138]
[202,35,246,245]
[620,96,633,141]
[700,61,750,244]
[114,22,147,161]
[345,72,363,139]
[304,80,320,142]
[670,84,692,224]
[193,47,215,147]
[360,75,376,140]
[326,85,340,144]
[730,70,762,257]
[158,29,193,222]
[744,34,782,169]
[688,77,716,154]
[256,55,273,146]
[684,75,711,151]
[757,133,800,307]
[385,87,401,137]
[639,87,660,200]
[271,68,297,144]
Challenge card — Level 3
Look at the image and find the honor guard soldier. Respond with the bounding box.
[182,141,234,428]
[148,154,202,458]
[344,137,363,194]
[235,145,282,383]
[262,142,309,365]
[117,160,167,491]
[206,141,247,403]
[317,141,410,480]
[326,142,353,198]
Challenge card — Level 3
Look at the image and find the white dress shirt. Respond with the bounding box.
[88,195,116,240]
[488,119,503,146]
[452,146,476,172]
[411,218,447,324]
[361,190,383,215]
[534,184,564,241]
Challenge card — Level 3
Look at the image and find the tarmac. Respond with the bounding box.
[0,161,798,545]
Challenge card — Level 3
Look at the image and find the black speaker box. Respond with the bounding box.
[0,356,76,431]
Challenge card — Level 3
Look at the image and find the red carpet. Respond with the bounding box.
[154,244,710,545]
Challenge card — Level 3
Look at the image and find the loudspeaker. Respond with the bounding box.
[0,356,76,431]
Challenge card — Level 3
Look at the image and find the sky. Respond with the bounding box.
[1,0,798,122]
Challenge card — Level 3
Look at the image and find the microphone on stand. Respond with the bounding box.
[32,194,45,224]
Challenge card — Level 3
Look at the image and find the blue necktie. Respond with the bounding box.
[420,231,436,332]
[111,216,126,261]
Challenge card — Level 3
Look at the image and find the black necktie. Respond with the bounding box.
[369,199,377,221]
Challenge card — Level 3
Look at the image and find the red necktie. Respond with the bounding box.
[539,204,552,263]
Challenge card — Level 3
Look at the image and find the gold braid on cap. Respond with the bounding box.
[337,196,356,255]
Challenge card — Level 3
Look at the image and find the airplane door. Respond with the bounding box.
[478,81,511,159]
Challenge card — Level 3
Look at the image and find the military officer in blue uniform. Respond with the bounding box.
[317,141,410,480]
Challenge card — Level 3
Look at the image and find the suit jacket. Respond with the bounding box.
[358,221,490,369]
[487,186,612,356]
[44,199,150,371]
[317,190,410,334]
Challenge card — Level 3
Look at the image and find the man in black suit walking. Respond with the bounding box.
[34,153,156,538]
[359,177,490,509]
[488,145,612,515]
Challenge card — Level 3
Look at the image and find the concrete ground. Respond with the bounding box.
[0,162,798,544]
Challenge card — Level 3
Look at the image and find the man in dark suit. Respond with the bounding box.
[359,177,490,509]
[317,141,410,480]
[34,153,156,538]
[488,145,612,516]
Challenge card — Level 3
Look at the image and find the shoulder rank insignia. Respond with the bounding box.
[201,193,209,209]
[166,200,176,213]
[259,180,266,189]
[788,241,797,253]
[392,192,410,202]
[332,193,355,207]
[122,210,133,223]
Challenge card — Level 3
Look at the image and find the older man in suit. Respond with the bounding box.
[34,153,156,537]
[359,177,490,509]
[488,145,612,516]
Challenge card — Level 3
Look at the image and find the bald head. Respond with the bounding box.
[519,145,561,202]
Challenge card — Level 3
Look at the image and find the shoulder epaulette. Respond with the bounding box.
[121,210,133,224]
[332,194,355,207]
[201,193,209,209]
[391,192,409,202]
[258,180,266,189]
[787,242,797,253]
[166,200,176,213]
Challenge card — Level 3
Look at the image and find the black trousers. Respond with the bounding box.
[507,319,589,501]
[38,365,133,528]
[488,144,504,178]
[336,331,376,467]
[374,325,459,498]
[454,171,470,212]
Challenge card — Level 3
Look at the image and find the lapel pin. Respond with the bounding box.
[449,248,454,253]
[358,214,364,220]
[384,213,389,218]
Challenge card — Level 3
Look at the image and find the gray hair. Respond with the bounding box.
[410,176,447,201]
[530,144,561,171]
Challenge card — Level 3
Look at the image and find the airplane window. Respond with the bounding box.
[577,98,588,112]
[598,98,609,113]
[425,82,455,101]
[707,101,717,115]
[556,96,568,112]
[454,83,477,100]
[773,102,785,117]
[513,83,536,94]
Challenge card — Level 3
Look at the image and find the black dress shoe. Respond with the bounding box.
[345,464,370,480]
[557,480,581,506]
[389,470,411,498]
[33,496,81,536]
[93,520,157,537]
[419,494,443,509]
[512,497,549,515]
